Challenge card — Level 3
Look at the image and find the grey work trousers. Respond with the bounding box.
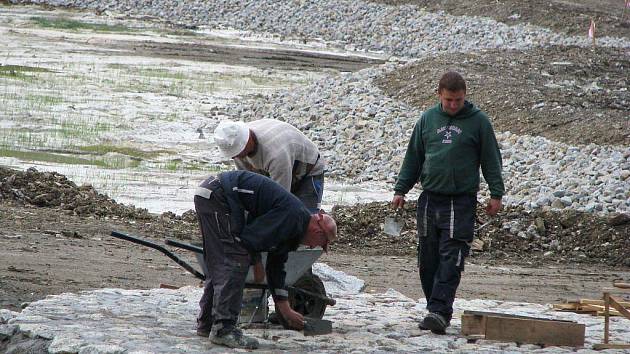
[194,183,250,331]
[416,191,475,321]
[292,173,324,213]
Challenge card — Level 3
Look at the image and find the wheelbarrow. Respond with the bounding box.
[110,231,335,327]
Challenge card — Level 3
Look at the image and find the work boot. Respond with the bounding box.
[196,317,212,337]
[417,319,429,330]
[422,312,449,335]
[196,327,211,337]
[210,323,259,349]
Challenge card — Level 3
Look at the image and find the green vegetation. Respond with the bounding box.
[30,16,131,32]
[0,147,139,169]
[55,120,111,139]
[0,65,51,81]
[161,159,225,172]
[78,144,172,160]
[25,93,63,106]
[135,68,188,80]
[164,159,182,171]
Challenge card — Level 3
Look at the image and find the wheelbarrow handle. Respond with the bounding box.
[165,239,203,254]
[110,231,205,281]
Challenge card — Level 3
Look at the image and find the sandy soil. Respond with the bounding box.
[2,201,628,313]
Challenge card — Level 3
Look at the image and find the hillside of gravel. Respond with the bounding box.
[9,1,629,219]
[375,45,630,147]
[10,0,630,57]
[226,65,629,214]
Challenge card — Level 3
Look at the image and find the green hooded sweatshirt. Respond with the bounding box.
[394,101,504,198]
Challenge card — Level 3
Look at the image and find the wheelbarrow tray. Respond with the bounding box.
[194,248,322,286]
[110,231,334,306]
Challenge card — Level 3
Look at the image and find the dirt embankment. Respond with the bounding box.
[376,45,630,147]
[2,165,628,268]
[0,166,199,239]
[368,0,630,39]
[332,201,630,267]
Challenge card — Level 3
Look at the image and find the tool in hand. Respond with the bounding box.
[384,208,404,237]
[303,317,332,336]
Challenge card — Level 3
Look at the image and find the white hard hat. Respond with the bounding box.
[213,120,249,158]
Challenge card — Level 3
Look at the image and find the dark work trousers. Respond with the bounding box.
[292,173,324,213]
[416,191,476,321]
[194,179,251,332]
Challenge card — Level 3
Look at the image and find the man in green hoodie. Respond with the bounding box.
[392,71,504,334]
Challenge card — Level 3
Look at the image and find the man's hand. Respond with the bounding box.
[275,300,304,330]
[392,194,405,209]
[253,260,265,284]
[485,198,502,216]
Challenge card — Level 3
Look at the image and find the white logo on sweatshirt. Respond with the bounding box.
[436,125,462,144]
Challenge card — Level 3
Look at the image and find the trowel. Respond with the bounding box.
[303,317,333,336]
[384,209,404,237]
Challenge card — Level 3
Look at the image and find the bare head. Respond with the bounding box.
[438,71,467,116]
[303,212,337,252]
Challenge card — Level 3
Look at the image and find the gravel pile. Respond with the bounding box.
[11,0,630,56]
[332,201,630,266]
[0,166,153,218]
[225,64,629,214]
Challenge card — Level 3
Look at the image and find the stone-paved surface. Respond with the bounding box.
[1,266,628,353]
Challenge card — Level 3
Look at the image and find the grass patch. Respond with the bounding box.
[0,65,52,74]
[0,147,142,169]
[78,144,172,160]
[160,159,225,172]
[0,65,52,81]
[165,28,200,37]
[25,93,63,106]
[54,120,111,139]
[30,16,131,32]
[134,68,188,80]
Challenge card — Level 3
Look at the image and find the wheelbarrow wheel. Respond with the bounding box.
[288,272,327,321]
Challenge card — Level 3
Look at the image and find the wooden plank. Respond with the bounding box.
[484,316,585,347]
[461,314,485,336]
[604,292,610,344]
[593,343,630,350]
[159,283,180,289]
[602,287,630,293]
[613,281,630,289]
[463,310,573,322]
[582,304,622,316]
[580,299,630,307]
[609,296,630,320]
[553,303,579,310]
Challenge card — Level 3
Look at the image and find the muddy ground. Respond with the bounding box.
[1,166,629,313]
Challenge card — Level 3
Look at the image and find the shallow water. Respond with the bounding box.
[0,4,390,213]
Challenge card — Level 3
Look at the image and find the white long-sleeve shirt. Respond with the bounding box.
[234,119,325,192]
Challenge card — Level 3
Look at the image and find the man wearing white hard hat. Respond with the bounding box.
[214,119,325,212]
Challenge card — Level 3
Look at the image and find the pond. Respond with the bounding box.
[0,4,396,213]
